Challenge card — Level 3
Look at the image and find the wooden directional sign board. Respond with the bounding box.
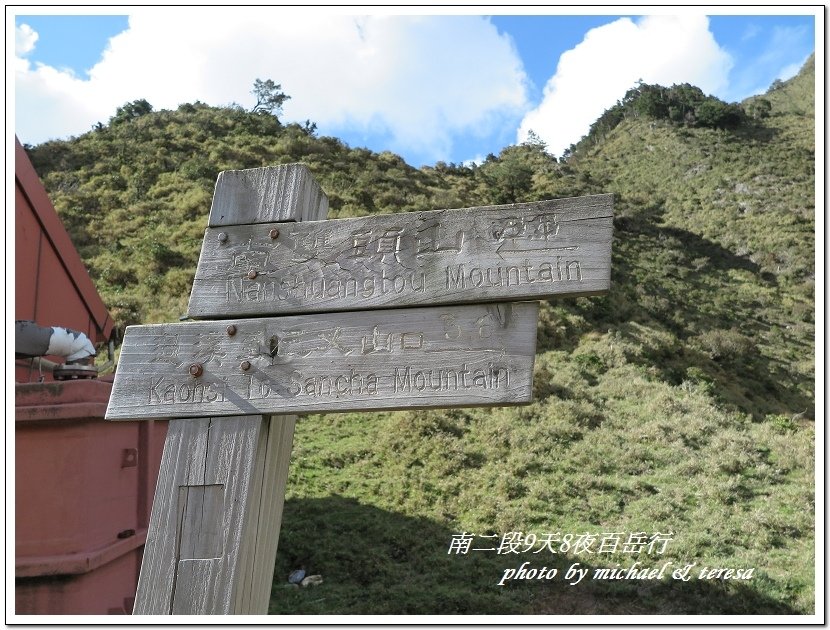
[104,163,613,616]
[106,302,538,420]
[187,194,612,318]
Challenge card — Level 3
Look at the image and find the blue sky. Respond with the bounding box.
[12,9,818,167]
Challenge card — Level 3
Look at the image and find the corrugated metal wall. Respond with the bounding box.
[14,137,167,615]
[14,137,113,382]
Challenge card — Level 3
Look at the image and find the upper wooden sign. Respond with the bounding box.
[105,302,538,420]
[187,194,612,318]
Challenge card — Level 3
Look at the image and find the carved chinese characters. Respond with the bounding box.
[187,195,612,318]
[106,303,538,419]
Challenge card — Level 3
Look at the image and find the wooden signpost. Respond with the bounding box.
[106,303,538,420]
[187,195,612,317]
[106,164,612,615]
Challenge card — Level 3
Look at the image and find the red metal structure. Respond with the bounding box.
[14,136,167,615]
[14,137,114,383]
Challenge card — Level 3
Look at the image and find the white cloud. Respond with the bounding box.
[765,26,812,83]
[15,23,38,56]
[14,11,528,161]
[741,23,762,43]
[724,24,813,100]
[15,59,106,142]
[777,58,808,83]
[517,15,733,156]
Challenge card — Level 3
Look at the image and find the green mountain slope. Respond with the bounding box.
[22,58,815,615]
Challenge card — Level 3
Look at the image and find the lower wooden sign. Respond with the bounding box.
[106,302,538,420]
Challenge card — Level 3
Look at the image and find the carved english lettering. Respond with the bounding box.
[148,378,227,406]
[445,257,582,291]
[392,363,509,393]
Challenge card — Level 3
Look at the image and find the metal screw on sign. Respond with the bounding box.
[105,163,612,616]
[111,164,337,616]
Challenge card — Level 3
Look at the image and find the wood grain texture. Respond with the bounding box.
[107,302,539,420]
[233,414,296,613]
[133,163,326,615]
[132,413,298,615]
[207,164,328,227]
[133,416,254,614]
[188,194,612,318]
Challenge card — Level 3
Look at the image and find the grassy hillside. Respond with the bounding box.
[23,57,815,615]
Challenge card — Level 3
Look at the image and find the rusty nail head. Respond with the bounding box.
[240,360,251,371]
[189,363,203,378]
[226,324,237,336]
[269,228,280,239]
[247,269,258,280]
[218,232,228,244]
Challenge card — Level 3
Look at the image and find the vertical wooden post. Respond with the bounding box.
[133,165,328,614]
